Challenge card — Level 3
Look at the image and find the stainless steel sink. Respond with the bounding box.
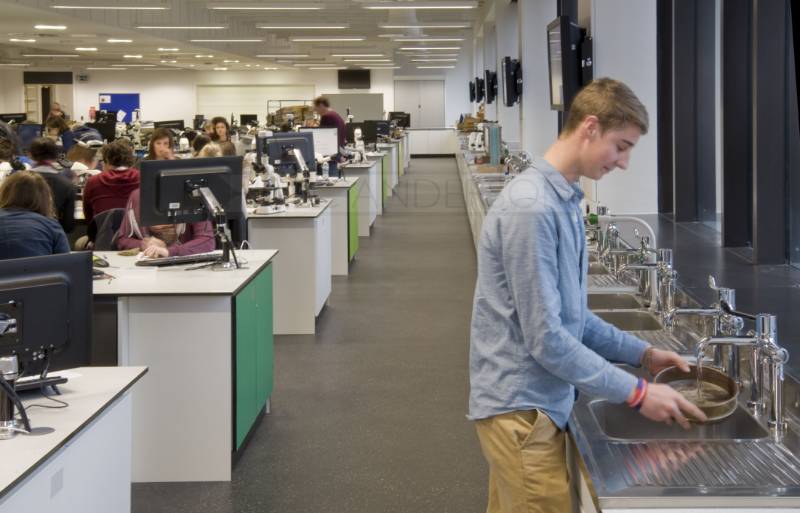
[595,311,662,331]
[589,400,769,441]
[588,262,610,275]
[588,293,642,310]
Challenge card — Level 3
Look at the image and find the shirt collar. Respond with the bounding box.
[535,156,585,203]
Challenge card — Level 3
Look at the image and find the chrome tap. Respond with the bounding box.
[616,248,674,314]
[696,313,789,434]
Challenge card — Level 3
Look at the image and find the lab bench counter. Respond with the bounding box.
[247,201,332,334]
[342,159,381,236]
[92,250,278,483]
[313,178,360,276]
[0,366,147,513]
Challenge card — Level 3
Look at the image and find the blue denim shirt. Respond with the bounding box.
[468,157,649,429]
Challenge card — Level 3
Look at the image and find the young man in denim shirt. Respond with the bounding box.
[469,78,705,513]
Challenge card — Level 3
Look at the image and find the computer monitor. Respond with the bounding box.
[95,111,117,125]
[362,120,388,144]
[154,120,185,130]
[299,127,338,156]
[485,70,498,104]
[346,122,363,144]
[87,121,115,142]
[0,252,92,374]
[140,156,244,226]
[0,113,27,124]
[389,112,410,128]
[240,114,258,127]
[193,115,206,130]
[265,132,315,176]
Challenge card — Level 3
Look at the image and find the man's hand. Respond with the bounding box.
[639,383,707,428]
[642,347,691,375]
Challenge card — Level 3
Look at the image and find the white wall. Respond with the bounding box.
[518,0,559,157]
[0,69,395,126]
[0,71,25,114]
[591,0,659,215]
[494,0,521,145]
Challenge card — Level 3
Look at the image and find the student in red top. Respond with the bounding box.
[82,139,140,223]
[313,96,347,149]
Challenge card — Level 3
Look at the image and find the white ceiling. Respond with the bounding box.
[0,0,483,72]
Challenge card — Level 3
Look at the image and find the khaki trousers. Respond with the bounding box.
[475,410,571,513]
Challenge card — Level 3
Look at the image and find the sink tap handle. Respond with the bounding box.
[720,300,758,321]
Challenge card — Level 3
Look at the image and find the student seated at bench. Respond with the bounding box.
[115,188,215,258]
[0,171,69,259]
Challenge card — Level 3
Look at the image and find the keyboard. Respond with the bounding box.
[135,252,222,267]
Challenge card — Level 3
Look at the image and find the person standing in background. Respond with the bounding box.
[47,102,67,121]
[313,96,346,150]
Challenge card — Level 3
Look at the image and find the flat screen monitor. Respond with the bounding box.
[346,122,363,144]
[0,113,26,124]
[299,127,339,156]
[389,112,410,128]
[86,121,115,143]
[485,70,498,104]
[469,81,476,103]
[338,69,371,89]
[154,120,185,130]
[265,132,315,176]
[501,57,523,107]
[193,115,205,130]
[476,77,486,102]
[0,252,92,373]
[240,114,258,126]
[361,120,379,144]
[139,156,244,226]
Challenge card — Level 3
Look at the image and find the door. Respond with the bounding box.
[41,86,52,120]
[393,80,445,128]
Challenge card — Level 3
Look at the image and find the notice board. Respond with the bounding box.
[98,93,140,123]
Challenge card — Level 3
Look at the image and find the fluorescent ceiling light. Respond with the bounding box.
[34,24,67,30]
[405,53,459,57]
[378,34,404,38]
[363,66,401,69]
[394,38,464,42]
[158,47,179,52]
[210,4,323,10]
[9,38,36,43]
[87,67,121,70]
[190,39,263,42]
[416,65,455,69]
[214,67,228,71]
[123,54,143,58]
[308,66,347,70]
[291,37,365,42]
[108,39,132,43]
[112,63,155,67]
[411,58,458,62]
[380,24,470,29]
[293,63,331,67]
[343,59,391,62]
[75,47,98,51]
[195,54,214,58]
[365,3,475,9]
[263,67,279,70]
[137,26,226,29]
[160,60,177,63]
[0,63,31,67]
[23,53,78,57]
[399,46,460,51]
[257,25,346,29]
[52,5,168,10]
[223,60,240,63]
[331,53,383,57]
[256,54,309,58]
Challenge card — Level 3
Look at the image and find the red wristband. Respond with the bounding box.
[627,377,648,409]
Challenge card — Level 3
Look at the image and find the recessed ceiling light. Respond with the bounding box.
[137,26,226,30]
[411,58,458,62]
[257,25,346,29]
[308,66,347,70]
[0,63,31,67]
[34,24,67,30]
[9,38,36,43]
[23,53,78,57]
[364,3,476,9]
[87,67,120,70]
[378,34,404,38]
[405,53,459,57]
[160,60,177,63]
[189,39,263,43]
[157,47,179,52]
[263,67,279,70]
[256,54,309,58]
[52,5,168,10]
[416,65,455,69]
[394,38,464,42]
[399,47,460,51]
[108,39,132,43]
[363,66,401,69]
[213,67,228,71]
[112,63,155,67]
[331,54,384,57]
[291,37,365,42]
[195,54,214,58]
[343,59,392,62]
[210,4,323,10]
[123,54,143,59]
[75,47,98,51]
[293,63,332,67]
[380,24,470,29]
[223,60,239,63]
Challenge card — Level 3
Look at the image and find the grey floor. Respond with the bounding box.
[132,158,488,513]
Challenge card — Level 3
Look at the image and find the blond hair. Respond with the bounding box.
[197,142,221,158]
[561,78,649,136]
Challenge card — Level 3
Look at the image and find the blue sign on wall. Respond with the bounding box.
[98,93,140,123]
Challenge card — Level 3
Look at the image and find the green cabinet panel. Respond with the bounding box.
[234,264,274,450]
[382,155,390,200]
[348,181,360,260]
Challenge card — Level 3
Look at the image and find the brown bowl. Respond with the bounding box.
[654,365,739,423]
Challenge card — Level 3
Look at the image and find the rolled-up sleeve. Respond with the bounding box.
[501,207,637,404]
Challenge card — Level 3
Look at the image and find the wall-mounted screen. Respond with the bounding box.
[485,70,498,104]
[476,77,486,102]
[501,57,523,107]
[547,16,586,111]
[469,81,476,102]
[338,70,371,89]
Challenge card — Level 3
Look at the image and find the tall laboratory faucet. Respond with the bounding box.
[696,313,789,435]
[616,247,674,315]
